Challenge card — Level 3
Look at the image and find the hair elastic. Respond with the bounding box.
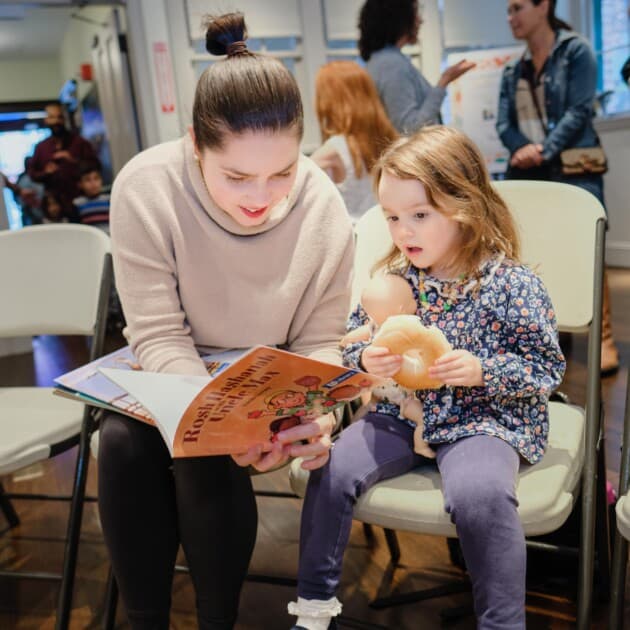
[226,41,248,57]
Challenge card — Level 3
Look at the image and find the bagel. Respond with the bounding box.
[372,314,452,389]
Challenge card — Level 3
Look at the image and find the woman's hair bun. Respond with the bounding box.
[203,12,248,57]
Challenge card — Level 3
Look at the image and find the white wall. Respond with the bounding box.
[0,59,60,102]
[597,117,630,267]
[58,6,113,103]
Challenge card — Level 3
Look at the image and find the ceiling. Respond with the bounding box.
[0,1,119,59]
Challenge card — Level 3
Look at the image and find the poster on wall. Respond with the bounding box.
[445,46,523,175]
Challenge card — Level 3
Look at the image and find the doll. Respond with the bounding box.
[341,273,436,458]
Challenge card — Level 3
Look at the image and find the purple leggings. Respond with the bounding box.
[297,413,526,630]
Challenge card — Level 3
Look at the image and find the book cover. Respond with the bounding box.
[56,345,376,457]
[54,345,247,425]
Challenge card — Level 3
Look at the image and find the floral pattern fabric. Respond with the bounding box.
[342,258,566,464]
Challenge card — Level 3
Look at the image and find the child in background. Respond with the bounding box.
[41,192,68,223]
[310,60,397,223]
[288,126,566,630]
[73,159,110,233]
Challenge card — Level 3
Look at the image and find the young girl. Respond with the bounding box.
[310,60,397,223]
[101,12,353,629]
[288,125,566,630]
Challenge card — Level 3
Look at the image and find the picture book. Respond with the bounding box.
[54,345,243,425]
[54,345,377,457]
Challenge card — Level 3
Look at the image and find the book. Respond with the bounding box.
[54,345,376,457]
[54,345,243,425]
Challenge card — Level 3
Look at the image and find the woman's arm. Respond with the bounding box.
[110,166,208,376]
[540,39,598,161]
[375,56,445,132]
[310,143,346,184]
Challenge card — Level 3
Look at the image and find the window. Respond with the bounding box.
[594,0,630,115]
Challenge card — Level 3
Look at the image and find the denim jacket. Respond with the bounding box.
[496,30,599,162]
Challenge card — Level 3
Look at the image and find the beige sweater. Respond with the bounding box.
[110,135,354,376]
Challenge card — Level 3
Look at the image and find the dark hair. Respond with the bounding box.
[78,158,102,179]
[193,12,304,151]
[532,0,572,31]
[358,0,417,62]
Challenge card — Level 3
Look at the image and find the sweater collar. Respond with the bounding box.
[183,133,306,237]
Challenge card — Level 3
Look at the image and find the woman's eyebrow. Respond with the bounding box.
[222,159,298,177]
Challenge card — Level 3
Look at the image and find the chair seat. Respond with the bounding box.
[290,401,583,537]
[0,387,85,475]
[616,493,630,541]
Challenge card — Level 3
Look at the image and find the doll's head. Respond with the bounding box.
[361,273,416,327]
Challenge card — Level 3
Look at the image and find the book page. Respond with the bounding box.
[98,368,212,456]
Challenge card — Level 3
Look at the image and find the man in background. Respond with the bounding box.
[28,102,97,220]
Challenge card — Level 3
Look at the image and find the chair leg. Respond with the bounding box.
[594,433,612,600]
[609,530,628,630]
[55,408,96,630]
[383,529,400,564]
[0,482,20,529]
[103,566,118,630]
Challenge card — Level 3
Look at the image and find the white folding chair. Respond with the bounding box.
[0,224,112,629]
[290,180,609,629]
[610,373,630,629]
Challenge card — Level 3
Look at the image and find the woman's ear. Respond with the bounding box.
[188,126,200,161]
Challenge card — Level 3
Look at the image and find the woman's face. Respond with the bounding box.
[507,0,549,40]
[195,128,301,227]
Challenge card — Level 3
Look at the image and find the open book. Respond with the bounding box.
[54,345,376,457]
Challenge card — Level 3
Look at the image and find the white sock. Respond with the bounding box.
[287,596,342,630]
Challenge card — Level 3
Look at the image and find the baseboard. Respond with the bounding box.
[606,242,630,269]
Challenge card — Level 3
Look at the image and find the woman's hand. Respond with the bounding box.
[428,349,483,387]
[361,345,402,378]
[280,412,336,470]
[231,412,336,472]
[510,143,544,169]
[437,60,476,88]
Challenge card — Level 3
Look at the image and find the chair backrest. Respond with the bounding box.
[352,181,606,332]
[0,225,111,337]
[494,180,606,332]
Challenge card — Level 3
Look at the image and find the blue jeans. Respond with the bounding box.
[297,413,526,630]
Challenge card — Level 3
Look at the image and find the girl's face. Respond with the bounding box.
[378,171,462,280]
[507,0,548,40]
[194,128,300,227]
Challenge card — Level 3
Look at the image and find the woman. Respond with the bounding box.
[310,60,397,223]
[497,0,619,374]
[99,12,354,629]
[358,0,474,134]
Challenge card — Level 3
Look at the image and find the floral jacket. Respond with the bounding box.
[342,258,566,464]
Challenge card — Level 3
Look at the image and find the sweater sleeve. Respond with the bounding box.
[286,174,354,366]
[110,164,208,376]
[377,59,446,133]
[288,225,354,366]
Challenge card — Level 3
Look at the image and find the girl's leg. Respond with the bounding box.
[173,455,258,630]
[98,413,179,629]
[436,435,525,630]
[297,413,425,601]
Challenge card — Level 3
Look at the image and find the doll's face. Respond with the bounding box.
[193,128,300,227]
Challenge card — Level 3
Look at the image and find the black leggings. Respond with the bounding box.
[97,413,258,629]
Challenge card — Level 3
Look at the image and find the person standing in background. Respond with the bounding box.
[310,60,398,223]
[358,0,474,134]
[29,102,98,220]
[496,0,620,374]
